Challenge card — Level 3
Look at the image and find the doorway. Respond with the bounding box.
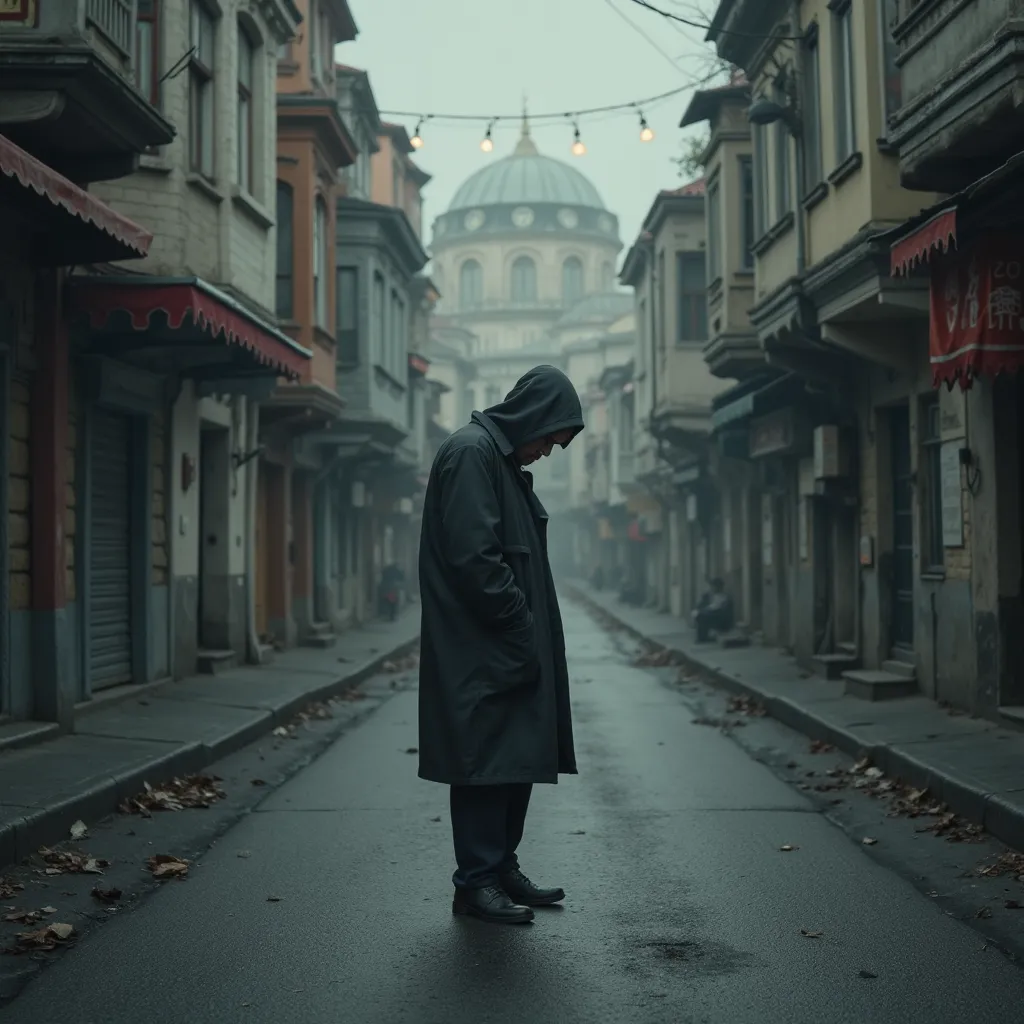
[255,464,269,640]
[890,406,915,653]
[199,425,231,650]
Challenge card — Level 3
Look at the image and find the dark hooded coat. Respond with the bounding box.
[417,365,584,786]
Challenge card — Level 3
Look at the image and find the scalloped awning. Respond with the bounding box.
[0,132,152,263]
[890,208,958,276]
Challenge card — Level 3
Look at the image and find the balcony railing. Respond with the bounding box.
[86,0,133,55]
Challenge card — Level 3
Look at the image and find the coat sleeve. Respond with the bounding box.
[437,443,531,632]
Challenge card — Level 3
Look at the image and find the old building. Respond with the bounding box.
[428,118,623,514]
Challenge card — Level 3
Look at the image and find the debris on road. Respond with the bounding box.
[119,775,225,816]
[858,970,878,979]
[69,820,88,841]
[0,879,24,900]
[809,740,835,754]
[726,695,768,717]
[91,886,122,904]
[405,747,418,754]
[633,647,679,668]
[266,896,283,902]
[2,921,75,954]
[382,652,419,673]
[146,855,190,880]
[779,844,799,852]
[251,779,267,787]
[569,829,586,836]
[862,837,879,846]
[977,851,1024,881]
[800,929,824,938]
[37,847,108,876]
[976,906,994,919]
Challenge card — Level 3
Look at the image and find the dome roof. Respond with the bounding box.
[448,120,606,212]
[556,292,634,327]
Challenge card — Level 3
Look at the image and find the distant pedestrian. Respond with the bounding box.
[693,577,734,643]
[417,365,584,925]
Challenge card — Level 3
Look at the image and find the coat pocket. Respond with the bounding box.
[503,545,534,607]
[485,617,540,692]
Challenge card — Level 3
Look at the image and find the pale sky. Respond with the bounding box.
[338,0,723,268]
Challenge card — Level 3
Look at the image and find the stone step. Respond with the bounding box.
[837,640,858,657]
[842,669,918,702]
[307,621,334,638]
[719,632,751,649]
[998,706,1024,731]
[882,659,917,680]
[812,653,861,680]
[197,649,238,675]
[256,643,275,665]
[303,632,338,650]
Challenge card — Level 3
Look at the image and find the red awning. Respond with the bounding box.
[928,235,1024,390]
[70,278,311,379]
[891,208,957,276]
[0,133,151,259]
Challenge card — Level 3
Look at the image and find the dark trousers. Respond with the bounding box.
[449,783,532,890]
[695,607,731,643]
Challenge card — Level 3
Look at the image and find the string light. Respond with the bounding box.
[480,119,496,153]
[410,117,426,149]
[571,122,587,157]
[638,110,655,142]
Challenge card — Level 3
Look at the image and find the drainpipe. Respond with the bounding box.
[244,398,261,664]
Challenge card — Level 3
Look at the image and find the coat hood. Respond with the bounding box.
[482,365,585,449]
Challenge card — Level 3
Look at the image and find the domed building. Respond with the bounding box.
[428,118,624,512]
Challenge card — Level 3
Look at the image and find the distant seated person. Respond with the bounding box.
[591,564,606,591]
[692,578,734,643]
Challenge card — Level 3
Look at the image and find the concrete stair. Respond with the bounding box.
[813,652,861,680]
[843,656,918,701]
[719,631,751,649]
[303,621,337,650]
[196,649,238,675]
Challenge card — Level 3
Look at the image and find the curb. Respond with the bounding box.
[2,633,419,868]
[568,585,1024,855]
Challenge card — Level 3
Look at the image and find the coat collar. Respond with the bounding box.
[472,411,514,457]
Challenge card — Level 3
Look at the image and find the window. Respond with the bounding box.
[773,77,792,218]
[237,24,254,194]
[309,0,322,81]
[833,0,856,163]
[511,256,537,304]
[739,156,755,269]
[337,267,358,365]
[754,125,769,237]
[372,273,386,363]
[562,256,584,307]
[188,1,216,178]
[706,179,721,282]
[921,397,944,572]
[392,160,402,208]
[275,181,294,318]
[676,253,707,343]
[313,197,328,329]
[391,291,406,377]
[878,0,902,132]
[803,27,823,186]
[460,259,483,308]
[135,0,159,107]
[657,250,666,351]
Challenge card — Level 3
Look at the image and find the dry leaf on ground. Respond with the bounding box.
[251,779,267,787]
[859,970,878,979]
[69,820,88,841]
[800,929,824,938]
[383,653,419,673]
[37,847,108,876]
[146,854,190,880]
[0,878,24,899]
[862,837,878,846]
[809,740,835,755]
[3,921,75,954]
[119,775,225,816]
[977,851,1024,879]
[91,886,122,903]
[726,696,768,717]
[4,909,41,924]
[266,896,283,902]
[976,906,994,919]
[779,845,799,852]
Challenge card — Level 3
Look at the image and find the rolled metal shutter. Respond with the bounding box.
[89,408,132,689]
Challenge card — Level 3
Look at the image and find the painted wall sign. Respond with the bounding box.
[0,0,36,24]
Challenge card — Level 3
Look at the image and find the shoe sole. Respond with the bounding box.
[509,889,565,907]
[452,902,535,925]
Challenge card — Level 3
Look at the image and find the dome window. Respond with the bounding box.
[562,256,584,307]
[460,259,483,310]
[510,256,537,304]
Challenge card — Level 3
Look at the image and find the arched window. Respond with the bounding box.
[313,196,328,328]
[275,180,294,318]
[460,259,483,309]
[510,256,537,304]
[562,256,584,307]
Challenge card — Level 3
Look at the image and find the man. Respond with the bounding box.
[693,577,735,643]
[417,365,584,926]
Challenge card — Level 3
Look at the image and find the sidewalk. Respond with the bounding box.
[0,609,420,868]
[566,582,1024,854]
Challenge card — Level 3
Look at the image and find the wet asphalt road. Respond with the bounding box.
[9,603,1024,1024]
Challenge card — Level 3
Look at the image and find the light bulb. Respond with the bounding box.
[410,119,425,149]
[480,128,494,153]
[571,124,586,157]
[640,117,655,143]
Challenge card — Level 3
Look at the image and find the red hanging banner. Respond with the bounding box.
[930,235,1024,390]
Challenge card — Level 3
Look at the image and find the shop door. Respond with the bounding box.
[890,407,915,652]
[255,467,269,639]
[88,408,133,690]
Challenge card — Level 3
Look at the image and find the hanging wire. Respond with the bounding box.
[626,0,804,41]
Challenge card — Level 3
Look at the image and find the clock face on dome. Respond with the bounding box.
[464,209,485,231]
[511,206,534,228]
[557,208,579,229]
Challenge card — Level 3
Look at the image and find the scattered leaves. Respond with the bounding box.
[800,929,824,939]
[119,775,225,816]
[633,648,679,668]
[0,878,24,900]
[146,854,189,880]
[977,852,1024,880]
[3,921,75,954]
[69,820,88,841]
[41,906,56,915]
[37,847,108,876]
[726,695,767,717]
[4,909,42,925]
[91,886,122,903]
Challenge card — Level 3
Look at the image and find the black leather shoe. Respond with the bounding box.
[452,885,534,924]
[499,868,565,907]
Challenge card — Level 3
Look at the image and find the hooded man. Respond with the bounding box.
[418,365,584,925]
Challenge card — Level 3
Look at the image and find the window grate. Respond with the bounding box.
[86,0,134,55]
